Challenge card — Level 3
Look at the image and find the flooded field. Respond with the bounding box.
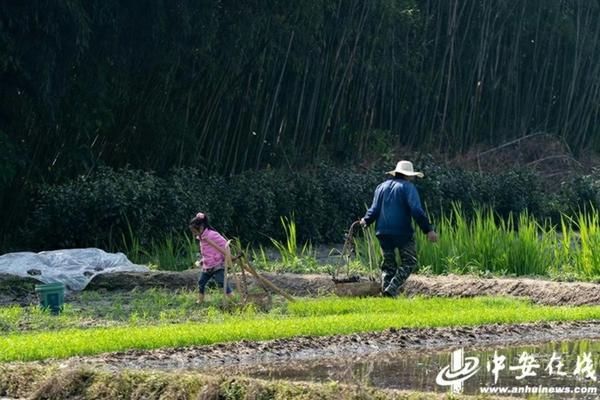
[246,339,599,398]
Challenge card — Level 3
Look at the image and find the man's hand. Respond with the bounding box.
[359,218,367,227]
[427,230,438,243]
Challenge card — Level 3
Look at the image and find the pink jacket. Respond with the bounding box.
[197,228,229,269]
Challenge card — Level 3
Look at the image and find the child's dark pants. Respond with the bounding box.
[198,267,232,294]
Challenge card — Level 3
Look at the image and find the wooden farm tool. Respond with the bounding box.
[232,253,295,302]
[332,220,362,283]
[331,220,380,297]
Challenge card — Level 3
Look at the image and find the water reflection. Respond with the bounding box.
[249,340,599,398]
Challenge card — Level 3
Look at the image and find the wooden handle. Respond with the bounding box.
[235,255,295,302]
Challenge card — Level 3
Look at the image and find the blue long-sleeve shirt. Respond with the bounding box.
[363,178,433,237]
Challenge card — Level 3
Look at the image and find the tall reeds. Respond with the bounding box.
[416,205,600,281]
[114,205,600,281]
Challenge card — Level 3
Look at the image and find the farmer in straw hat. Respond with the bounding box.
[360,160,438,297]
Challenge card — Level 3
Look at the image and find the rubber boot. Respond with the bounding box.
[383,263,413,297]
[380,250,397,294]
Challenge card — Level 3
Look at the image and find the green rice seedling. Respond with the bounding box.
[119,218,145,264]
[506,213,555,276]
[577,211,600,278]
[251,244,271,270]
[80,291,102,302]
[417,203,493,274]
[554,214,577,277]
[1,297,598,362]
[270,216,300,265]
[147,233,197,271]
[227,237,247,261]
[109,298,126,321]
[553,211,600,280]
[183,232,200,266]
[129,288,172,320]
[0,287,257,334]
[268,216,317,272]
[416,208,450,274]
[287,296,530,317]
[271,216,311,263]
[418,204,563,278]
[471,207,511,274]
[570,210,600,279]
[149,235,179,270]
[0,306,23,332]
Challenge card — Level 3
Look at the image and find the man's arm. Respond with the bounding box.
[362,185,383,226]
[406,184,433,234]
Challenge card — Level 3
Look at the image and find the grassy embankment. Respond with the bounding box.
[0,363,512,400]
[1,296,598,362]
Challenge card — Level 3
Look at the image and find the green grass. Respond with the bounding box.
[260,215,333,274]
[112,206,600,283]
[1,296,598,362]
[416,204,600,281]
[115,219,197,271]
[0,288,236,334]
[110,204,600,282]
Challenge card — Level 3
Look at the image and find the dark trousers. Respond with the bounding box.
[198,268,232,294]
[377,234,417,295]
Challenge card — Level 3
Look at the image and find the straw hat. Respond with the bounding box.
[386,160,424,178]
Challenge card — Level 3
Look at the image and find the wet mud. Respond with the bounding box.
[58,320,600,372]
[240,338,600,399]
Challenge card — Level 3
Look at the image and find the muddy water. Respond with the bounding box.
[246,340,599,398]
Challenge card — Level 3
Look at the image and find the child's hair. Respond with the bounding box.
[189,212,213,231]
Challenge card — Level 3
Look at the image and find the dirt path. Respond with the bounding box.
[54,320,600,372]
[404,274,600,306]
[4,270,598,307]
[85,271,600,306]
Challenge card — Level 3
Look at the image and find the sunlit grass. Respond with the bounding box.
[416,204,600,281]
[1,296,598,362]
[0,288,228,334]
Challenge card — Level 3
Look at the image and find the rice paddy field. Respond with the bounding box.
[1,295,599,363]
[0,276,599,399]
[1,208,600,399]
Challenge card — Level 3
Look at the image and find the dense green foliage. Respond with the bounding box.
[21,165,376,249]
[1,296,598,362]
[17,164,553,250]
[16,160,600,250]
[8,162,600,282]
[3,1,600,247]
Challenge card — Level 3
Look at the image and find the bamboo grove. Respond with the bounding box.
[2,0,600,235]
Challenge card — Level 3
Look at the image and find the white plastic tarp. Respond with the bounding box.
[0,248,148,291]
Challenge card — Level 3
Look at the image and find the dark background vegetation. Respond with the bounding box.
[2,0,600,251]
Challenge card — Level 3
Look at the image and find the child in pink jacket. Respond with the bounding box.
[189,212,233,303]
